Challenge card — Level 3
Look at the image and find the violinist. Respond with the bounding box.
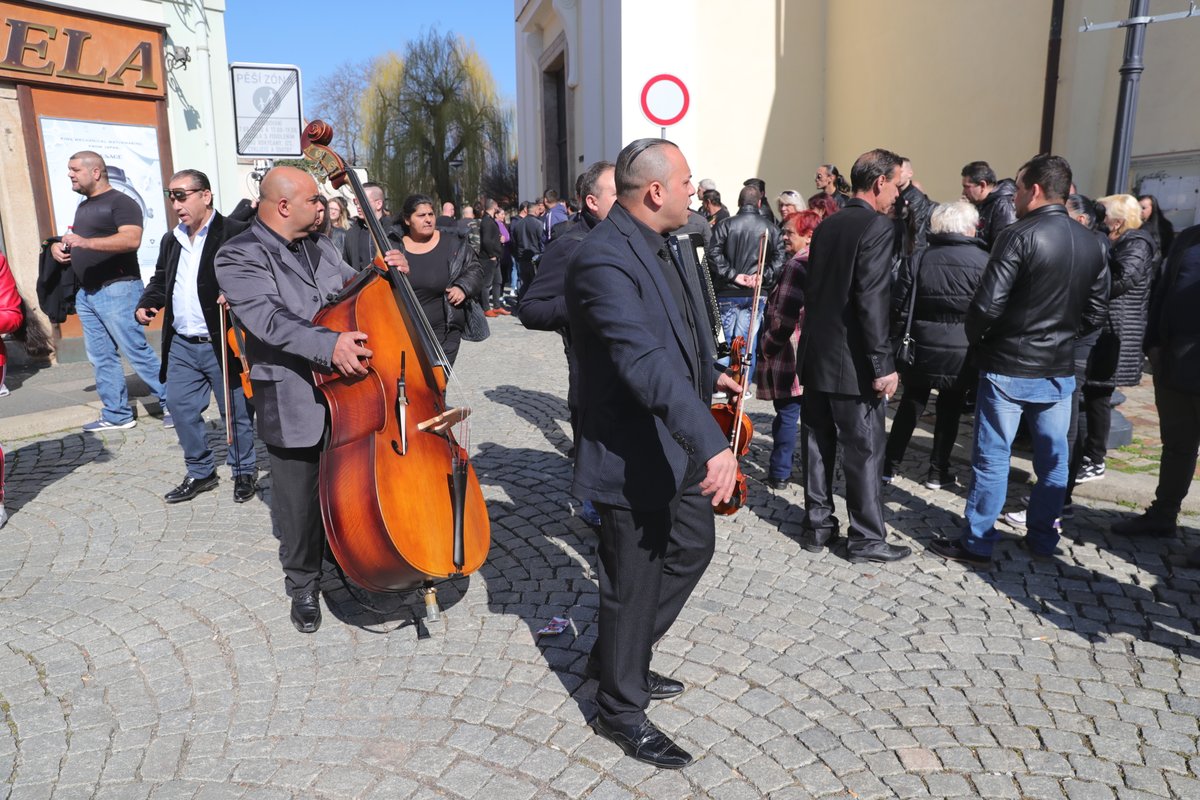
[387,194,485,366]
[565,138,741,769]
[216,166,408,633]
[136,169,257,505]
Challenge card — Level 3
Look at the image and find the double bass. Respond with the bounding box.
[300,121,490,594]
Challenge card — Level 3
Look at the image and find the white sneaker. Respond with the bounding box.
[0,383,9,398]
[82,418,137,432]
[0,503,7,528]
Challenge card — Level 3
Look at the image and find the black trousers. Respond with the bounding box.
[1152,375,1200,517]
[1081,385,1115,463]
[802,389,889,546]
[885,372,971,471]
[1065,334,1096,503]
[516,258,537,301]
[479,257,502,310]
[593,472,714,728]
[266,442,325,597]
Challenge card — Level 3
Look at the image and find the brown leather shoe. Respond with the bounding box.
[484,309,500,318]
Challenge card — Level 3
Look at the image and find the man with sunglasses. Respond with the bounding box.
[136,170,257,505]
[49,151,168,431]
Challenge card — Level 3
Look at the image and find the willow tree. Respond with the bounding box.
[357,30,508,208]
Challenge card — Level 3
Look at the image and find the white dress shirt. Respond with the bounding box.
[171,215,213,338]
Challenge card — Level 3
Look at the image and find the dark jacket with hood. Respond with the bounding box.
[1088,228,1158,388]
[891,232,989,388]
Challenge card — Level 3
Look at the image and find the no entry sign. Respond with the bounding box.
[640,74,690,127]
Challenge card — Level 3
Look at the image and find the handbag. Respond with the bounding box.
[895,250,925,369]
[461,297,490,342]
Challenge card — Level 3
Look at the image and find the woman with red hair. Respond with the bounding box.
[755,210,822,489]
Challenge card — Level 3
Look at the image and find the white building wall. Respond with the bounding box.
[99,0,241,212]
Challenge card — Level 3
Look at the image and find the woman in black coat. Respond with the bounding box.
[1077,194,1159,482]
[884,201,989,489]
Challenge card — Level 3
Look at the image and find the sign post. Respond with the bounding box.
[640,73,689,138]
[230,62,304,159]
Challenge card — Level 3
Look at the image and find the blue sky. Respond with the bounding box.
[224,1,518,113]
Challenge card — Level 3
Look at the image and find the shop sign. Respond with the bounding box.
[0,3,165,98]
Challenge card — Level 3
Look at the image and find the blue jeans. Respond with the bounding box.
[717,296,766,376]
[961,372,1075,557]
[76,280,166,424]
[167,336,256,479]
[769,396,802,480]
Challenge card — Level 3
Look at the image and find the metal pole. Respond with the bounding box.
[1039,0,1066,154]
[1106,0,1150,194]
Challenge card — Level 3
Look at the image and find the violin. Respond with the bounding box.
[226,314,253,399]
[301,120,490,593]
[708,231,768,516]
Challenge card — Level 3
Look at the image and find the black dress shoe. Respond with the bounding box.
[927,537,990,566]
[799,530,840,554]
[290,591,322,633]
[233,474,257,503]
[592,716,693,769]
[584,660,684,700]
[648,670,684,700]
[164,472,218,504]
[847,540,913,563]
[766,477,790,491]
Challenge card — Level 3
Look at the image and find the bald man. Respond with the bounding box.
[566,139,740,768]
[50,150,168,431]
[216,167,405,633]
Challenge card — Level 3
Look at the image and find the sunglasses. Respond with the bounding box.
[163,187,204,201]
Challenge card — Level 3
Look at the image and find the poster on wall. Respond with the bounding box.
[40,117,167,284]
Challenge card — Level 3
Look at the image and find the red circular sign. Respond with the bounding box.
[640,74,690,127]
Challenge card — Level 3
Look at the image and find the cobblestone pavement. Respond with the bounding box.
[2,315,1199,799]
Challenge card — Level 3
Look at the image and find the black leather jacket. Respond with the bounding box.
[966,204,1108,378]
[977,179,1017,250]
[708,205,784,296]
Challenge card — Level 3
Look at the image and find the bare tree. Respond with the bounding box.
[308,60,370,165]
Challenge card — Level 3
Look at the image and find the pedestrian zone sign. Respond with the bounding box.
[230,62,303,158]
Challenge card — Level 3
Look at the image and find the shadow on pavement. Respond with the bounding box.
[3,432,113,521]
[476,384,603,721]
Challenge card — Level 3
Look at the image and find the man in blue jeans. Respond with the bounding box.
[930,154,1107,565]
[50,151,167,431]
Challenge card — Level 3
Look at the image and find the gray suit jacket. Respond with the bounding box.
[215,219,357,448]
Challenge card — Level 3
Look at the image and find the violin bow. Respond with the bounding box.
[219,302,233,447]
[730,231,769,455]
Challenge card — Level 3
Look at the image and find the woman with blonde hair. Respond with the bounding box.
[1077,194,1159,483]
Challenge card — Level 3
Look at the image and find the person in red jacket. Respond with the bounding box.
[0,253,23,527]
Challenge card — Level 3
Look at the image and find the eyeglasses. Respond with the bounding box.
[163,188,204,201]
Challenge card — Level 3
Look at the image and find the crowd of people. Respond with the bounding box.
[2,141,1197,770]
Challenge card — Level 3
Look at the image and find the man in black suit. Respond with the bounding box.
[796,148,912,563]
[136,169,257,504]
[566,138,741,768]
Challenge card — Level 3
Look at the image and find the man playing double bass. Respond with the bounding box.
[566,138,742,769]
[216,166,406,633]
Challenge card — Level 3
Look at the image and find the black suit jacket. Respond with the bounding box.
[797,197,895,395]
[137,211,251,383]
[565,203,729,510]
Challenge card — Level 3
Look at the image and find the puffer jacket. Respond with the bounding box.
[966,204,1108,378]
[1088,228,1158,388]
[708,205,785,295]
[977,178,1018,250]
[891,232,988,388]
